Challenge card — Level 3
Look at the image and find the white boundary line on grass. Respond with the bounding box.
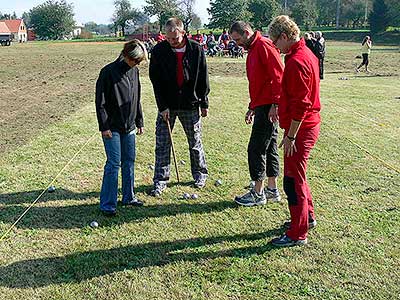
[0,132,98,242]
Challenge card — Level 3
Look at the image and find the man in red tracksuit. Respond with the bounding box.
[268,16,321,247]
[230,21,284,206]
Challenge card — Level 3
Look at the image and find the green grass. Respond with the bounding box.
[0,41,399,299]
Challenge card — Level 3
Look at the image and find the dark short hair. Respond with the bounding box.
[229,21,253,35]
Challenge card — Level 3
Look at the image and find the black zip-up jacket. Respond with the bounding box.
[149,37,210,112]
[95,57,143,133]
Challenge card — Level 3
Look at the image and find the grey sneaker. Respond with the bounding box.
[234,189,266,207]
[265,188,281,202]
[271,234,307,247]
[194,178,206,189]
[283,219,317,229]
[150,183,167,197]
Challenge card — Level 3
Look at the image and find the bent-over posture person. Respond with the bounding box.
[268,16,321,247]
[229,21,284,206]
[149,17,210,196]
[95,40,147,216]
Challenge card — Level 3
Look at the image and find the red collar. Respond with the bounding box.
[249,31,262,50]
[286,38,305,56]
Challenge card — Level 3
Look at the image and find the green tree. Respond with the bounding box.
[385,0,400,26]
[341,0,367,28]
[178,0,196,31]
[316,0,337,25]
[369,0,390,33]
[144,0,179,31]
[249,0,281,30]
[112,0,146,36]
[22,11,32,27]
[207,0,252,30]
[190,13,202,30]
[84,21,98,33]
[290,0,318,29]
[30,0,75,40]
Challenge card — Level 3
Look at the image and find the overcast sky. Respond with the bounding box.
[1,0,211,25]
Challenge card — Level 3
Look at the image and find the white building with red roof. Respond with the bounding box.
[0,19,27,42]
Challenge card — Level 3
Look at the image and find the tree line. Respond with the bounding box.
[1,0,398,40]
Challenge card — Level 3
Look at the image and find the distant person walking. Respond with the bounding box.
[229,21,284,207]
[95,40,147,216]
[356,35,372,73]
[315,31,325,79]
[149,17,210,196]
[268,16,321,247]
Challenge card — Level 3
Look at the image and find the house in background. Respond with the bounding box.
[0,21,12,45]
[1,19,27,42]
[72,23,83,38]
[27,29,36,41]
[0,21,11,35]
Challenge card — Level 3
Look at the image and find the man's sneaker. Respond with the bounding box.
[283,219,317,229]
[101,210,117,217]
[194,178,206,189]
[122,197,144,207]
[150,183,167,197]
[234,189,266,207]
[265,188,281,202]
[271,234,307,247]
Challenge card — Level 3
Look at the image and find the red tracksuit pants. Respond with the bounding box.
[284,123,320,241]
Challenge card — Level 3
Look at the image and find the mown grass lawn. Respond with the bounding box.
[0,41,399,300]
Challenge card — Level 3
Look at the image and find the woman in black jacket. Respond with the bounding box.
[95,40,147,216]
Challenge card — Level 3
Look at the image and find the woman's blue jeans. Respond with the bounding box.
[100,131,136,213]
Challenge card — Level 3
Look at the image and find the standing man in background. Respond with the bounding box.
[229,21,284,207]
[315,31,326,79]
[95,40,147,216]
[268,15,321,247]
[149,17,210,197]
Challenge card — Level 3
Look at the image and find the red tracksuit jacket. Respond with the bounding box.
[246,31,284,110]
[279,38,321,131]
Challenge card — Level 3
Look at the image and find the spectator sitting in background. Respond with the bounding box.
[193,30,203,44]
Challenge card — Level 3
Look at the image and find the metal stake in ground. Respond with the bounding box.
[166,118,180,183]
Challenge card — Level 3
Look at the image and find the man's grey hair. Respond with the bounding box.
[165,17,184,33]
[229,21,253,36]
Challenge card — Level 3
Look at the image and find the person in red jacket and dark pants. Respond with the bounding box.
[268,15,321,247]
[229,21,284,206]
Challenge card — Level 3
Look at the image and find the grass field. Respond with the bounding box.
[0,41,399,300]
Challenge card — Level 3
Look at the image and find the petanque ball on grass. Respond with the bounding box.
[191,193,199,199]
[90,221,99,228]
[215,179,222,186]
[47,186,56,193]
[183,193,191,199]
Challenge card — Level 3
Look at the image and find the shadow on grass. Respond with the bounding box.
[0,182,192,205]
[0,193,237,229]
[0,188,100,205]
[0,229,282,288]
